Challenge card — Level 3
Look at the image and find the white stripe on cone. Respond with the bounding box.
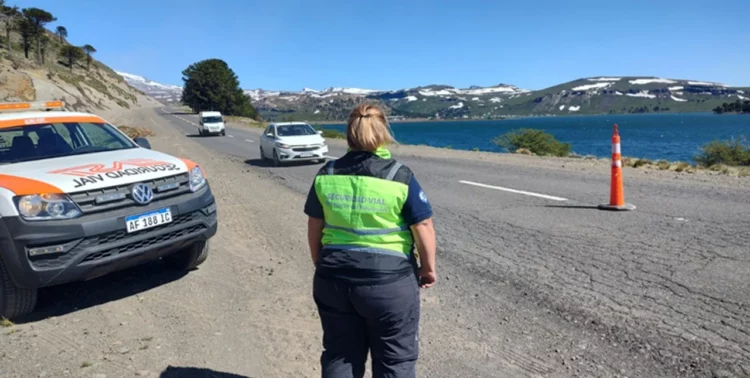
[612,144,621,154]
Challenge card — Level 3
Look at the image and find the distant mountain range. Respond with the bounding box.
[116,72,750,121]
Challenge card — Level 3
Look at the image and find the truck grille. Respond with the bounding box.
[28,208,215,269]
[69,173,190,214]
[81,224,207,263]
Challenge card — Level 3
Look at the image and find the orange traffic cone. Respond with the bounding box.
[598,124,636,211]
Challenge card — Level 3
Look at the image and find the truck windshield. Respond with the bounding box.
[202,116,223,123]
[276,124,317,136]
[0,122,138,164]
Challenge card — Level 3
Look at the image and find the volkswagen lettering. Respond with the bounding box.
[0,101,218,319]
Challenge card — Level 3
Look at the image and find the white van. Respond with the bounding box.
[198,111,226,136]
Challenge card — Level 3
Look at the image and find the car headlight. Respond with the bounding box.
[275,142,290,149]
[189,166,207,192]
[15,194,81,221]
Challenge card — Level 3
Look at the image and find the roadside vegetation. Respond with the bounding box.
[486,127,750,177]
[712,100,750,114]
[180,58,259,120]
[316,128,346,139]
[492,128,571,157]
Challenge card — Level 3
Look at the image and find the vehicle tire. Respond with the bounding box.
[163,240,209,271]
[221,130,226,136]
[272,149,280,167]
[0,259,37,320]
[259,147,267,162]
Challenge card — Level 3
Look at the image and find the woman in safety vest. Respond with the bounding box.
[304,103,437,378]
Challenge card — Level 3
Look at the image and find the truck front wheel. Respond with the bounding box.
[0,259,37,320]
[163,240,209,271]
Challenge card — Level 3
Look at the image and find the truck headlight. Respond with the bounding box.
[16,194,81,221]
[189,166,206,192]
[275,142,290,149]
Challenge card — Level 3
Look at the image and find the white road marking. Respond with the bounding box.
[326,155,339,159]
[228,135,234,138]
[245,139,254,143]
[459,180,568,202]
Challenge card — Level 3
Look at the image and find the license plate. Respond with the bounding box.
[125,208,172,233]
[301,152,314,157]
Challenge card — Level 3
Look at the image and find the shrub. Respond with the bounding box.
[674,162,690,172]
[492,128,571,157]
[632,159,652,168]
[118,126,155,139]
[656,160,671,170]
[318,129,345,139]
[694,137,750,167]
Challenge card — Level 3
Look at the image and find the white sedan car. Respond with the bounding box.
[259,122,329,166]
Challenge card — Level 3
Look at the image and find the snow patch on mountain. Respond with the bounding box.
[668,86,684,91]
[572,82,612,91]
[629,78,677,85]
[116,71,181,90]
[405,96,418,102]
[671,95,688,102]
[626,91,657,99]
[568,105,580,112]
[586,77,621,82]
[688,81,726,87]
[449,102,464,109]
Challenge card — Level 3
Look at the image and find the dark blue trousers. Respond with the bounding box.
[313,273,420,378]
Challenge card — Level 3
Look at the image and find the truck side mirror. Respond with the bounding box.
[134,137,151,149]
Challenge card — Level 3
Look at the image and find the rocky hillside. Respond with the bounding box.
[119,71,750,122]
[0,9,159,119]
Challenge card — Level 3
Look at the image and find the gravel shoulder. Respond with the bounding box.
[1,107,748,378]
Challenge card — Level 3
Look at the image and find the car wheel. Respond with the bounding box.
[272,149,280,167]
[163,240,210,271]
[0,259,38,320]
[221,130,226,136]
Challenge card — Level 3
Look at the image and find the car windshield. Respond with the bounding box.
[276,124,316,136]
[203,116,223,123]
[0,122,137,164]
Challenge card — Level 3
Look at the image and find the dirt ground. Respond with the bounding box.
[1,106,748,378]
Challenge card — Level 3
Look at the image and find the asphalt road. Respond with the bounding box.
[157,108,750,377]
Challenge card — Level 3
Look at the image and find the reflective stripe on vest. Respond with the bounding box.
[315,157,413,258]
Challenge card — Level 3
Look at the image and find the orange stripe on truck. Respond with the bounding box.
[178,158,206,178]
[0,174,64,195]
[0,116,107,129]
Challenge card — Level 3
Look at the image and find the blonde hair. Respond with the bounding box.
[346,103,395,151]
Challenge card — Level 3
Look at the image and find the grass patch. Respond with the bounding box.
[0,318,13,328]
[118,126,155,139]
[81,361,92,368]
[656,160,671,170]
[492,128,571,157]
[472,147,479,151]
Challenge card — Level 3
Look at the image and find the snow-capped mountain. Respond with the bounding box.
[116,71,749,121]
[116,71,183,104]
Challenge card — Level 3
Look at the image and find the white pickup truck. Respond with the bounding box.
[0,101,218,319]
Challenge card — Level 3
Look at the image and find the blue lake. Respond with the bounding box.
[320,113,750,162]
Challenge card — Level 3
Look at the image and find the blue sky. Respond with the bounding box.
[14,0,750,91]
